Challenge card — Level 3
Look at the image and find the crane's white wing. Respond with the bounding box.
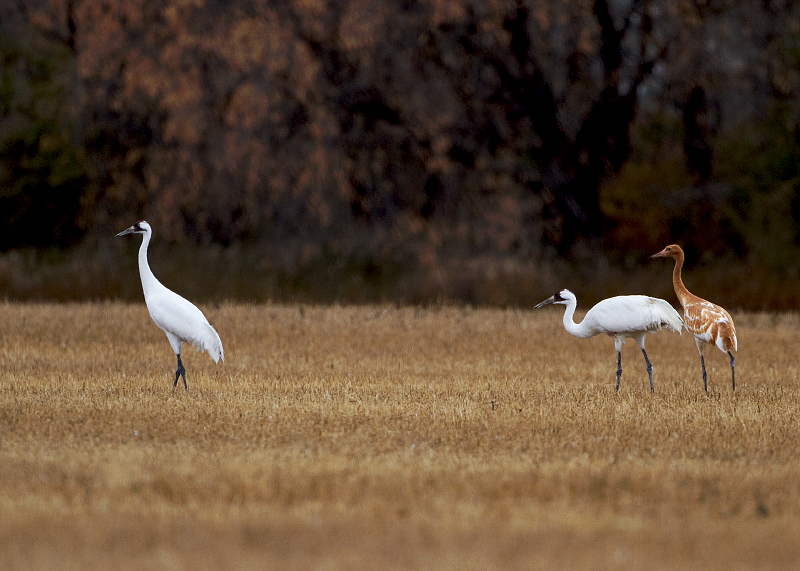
[145,290,224,363]
[584,295,684,336]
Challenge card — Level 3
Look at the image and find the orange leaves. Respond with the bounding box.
[430,0,468,26]
[163,76,206,145]
[225,83,274,132]
[339,0,387,53]
[225,17,291,74]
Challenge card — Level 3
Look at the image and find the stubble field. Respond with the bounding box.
[1,302,800,570]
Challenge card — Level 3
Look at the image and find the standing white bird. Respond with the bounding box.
[652,244,737,392]
[117,221,224,389]
[535,289,684,392]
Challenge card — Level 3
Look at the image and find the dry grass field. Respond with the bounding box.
[2,301,800,570]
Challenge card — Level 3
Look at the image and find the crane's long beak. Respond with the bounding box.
[650,248,668,258]
[534,296,556,309]
[116,226,136,237]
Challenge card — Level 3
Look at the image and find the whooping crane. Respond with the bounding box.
[117,221,224,389]
[535,289,684,392]
[652,244,737,392]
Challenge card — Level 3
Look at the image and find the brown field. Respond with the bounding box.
[1,302,800,570]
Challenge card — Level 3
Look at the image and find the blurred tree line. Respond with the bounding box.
[0,0,799,308]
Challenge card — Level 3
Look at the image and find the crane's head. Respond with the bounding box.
[116,220,151,237]
[534,289,575,309]
[651,244,684,260]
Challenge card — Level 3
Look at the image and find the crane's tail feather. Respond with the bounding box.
[715,321,737,353]
[187,324,224,364]
[648,298,684,333]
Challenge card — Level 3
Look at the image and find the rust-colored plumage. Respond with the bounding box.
[652,244,737,391]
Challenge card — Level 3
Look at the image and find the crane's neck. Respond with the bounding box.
[561,299,593,339]
[137,230,162,300]
[671,253,693,309]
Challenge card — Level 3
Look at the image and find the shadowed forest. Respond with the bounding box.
[1,0,799,307]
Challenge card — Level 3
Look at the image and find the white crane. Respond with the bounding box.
[117,221,224,389]
[535,289,684,392]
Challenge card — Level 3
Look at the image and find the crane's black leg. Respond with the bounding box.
[728,351,735,391]
[174,354,187,390]
[615,351,622,391]
[700,355,708,392]
[641,348,654,393]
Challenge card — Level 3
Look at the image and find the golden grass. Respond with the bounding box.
[2,302,800,570]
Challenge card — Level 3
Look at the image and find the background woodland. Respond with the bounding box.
[1,0,799,308]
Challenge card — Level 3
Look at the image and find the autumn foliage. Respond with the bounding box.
[1,1,799,306]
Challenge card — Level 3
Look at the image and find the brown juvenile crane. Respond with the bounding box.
[651,244,737,392]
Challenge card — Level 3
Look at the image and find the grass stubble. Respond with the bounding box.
[1,302,800,570]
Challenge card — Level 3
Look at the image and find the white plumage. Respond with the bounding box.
[117,220,223,389]
[535,289,683,392]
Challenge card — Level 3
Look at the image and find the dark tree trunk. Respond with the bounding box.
[683,86,713,181]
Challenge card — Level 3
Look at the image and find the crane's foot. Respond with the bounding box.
[729,351,735,391]
[173,355,188,390]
